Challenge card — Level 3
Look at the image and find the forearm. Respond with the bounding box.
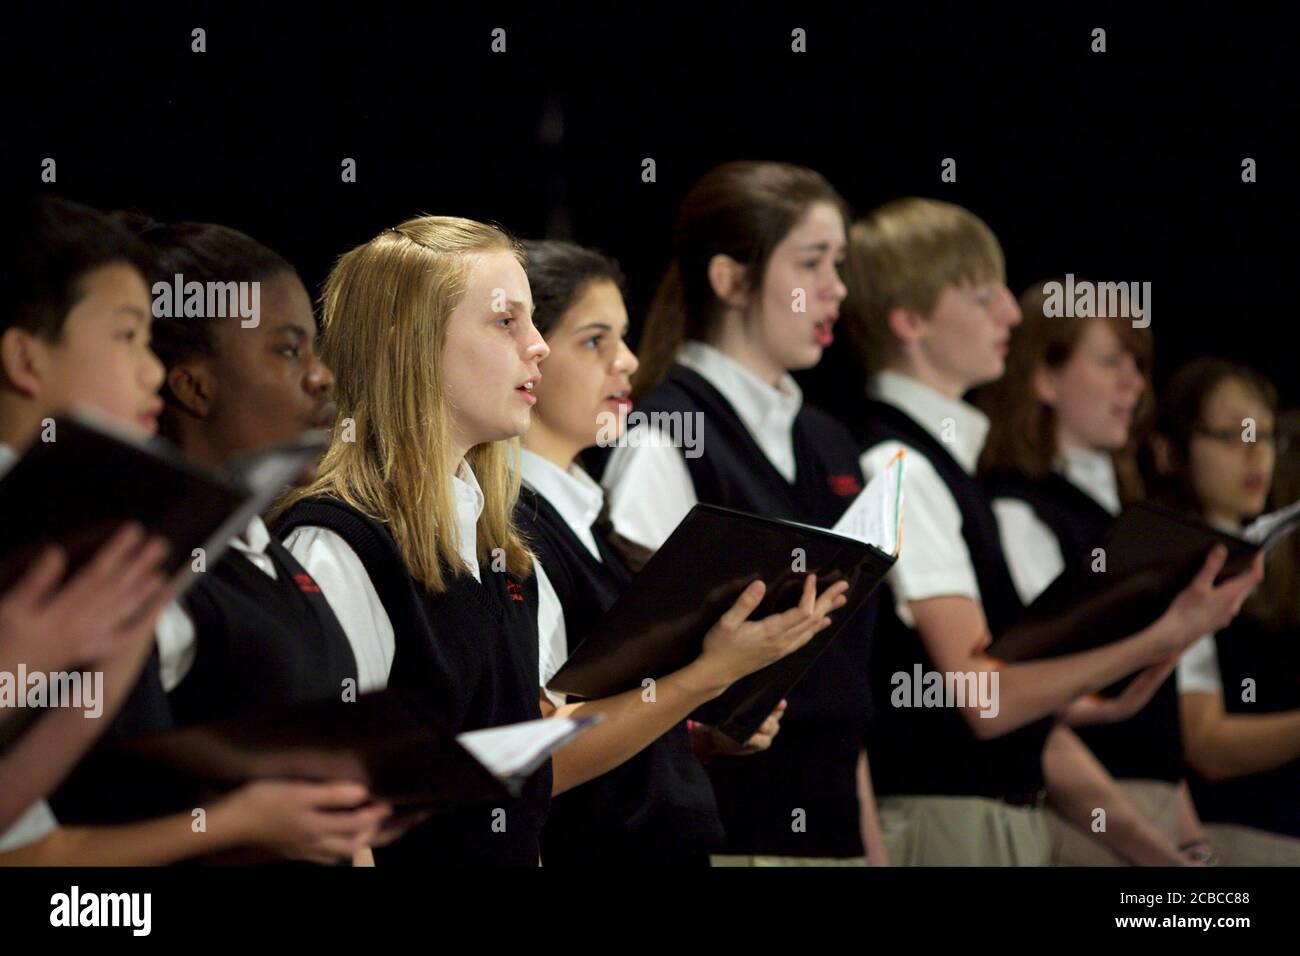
[1042,724,1182,866]
[550,660,726,795]
[0,637,154,830]
[913,596,1172,738]
[0,798,252,866]
[1183,701,1300,780]
[974,620,1174,735]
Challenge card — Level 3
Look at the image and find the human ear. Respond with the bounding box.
[1032,364,1059,407]
[0,328,46,397]
[1150,433,1177,476]
[707,254,751,310]
[885,306,926,347]
[166,360,218,418]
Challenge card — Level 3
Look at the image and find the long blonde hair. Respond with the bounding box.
[271,215,532,592]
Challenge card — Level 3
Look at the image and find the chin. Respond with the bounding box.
[1098,429,1129,451]
[786,346,823,372]
[967,364,1003,389]
[508,413,534,439]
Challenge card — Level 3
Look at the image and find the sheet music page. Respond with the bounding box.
[456,715,598,779]
[1241,497,1300,549]
[831,450,905,555]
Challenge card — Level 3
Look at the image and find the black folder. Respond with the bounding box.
[73,690,596,818]
[546,503,895,742]
[0,414,328,759]
[0,412,326,593]
[987,500,1299,663]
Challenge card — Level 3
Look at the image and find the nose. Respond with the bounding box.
[1241,439,1266,466]
[999,285,1022,327]
[1120,354,1143,393]
[827,263,848,304]
[614,338,639,377]
[523,322,550,364]
[306,353,335,394]
[143,346,166,391]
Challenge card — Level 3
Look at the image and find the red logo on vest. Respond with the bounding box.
[293,573,322,593]
[827,473,862,496]
[506,580,525,603]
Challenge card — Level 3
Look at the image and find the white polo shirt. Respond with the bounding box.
[1176,518,1232,697]
[991,447,1122,606]
[282,459,567,708]
[858,371,989,626]
[520,449,604,563]
[982,442,1226,696]
[601,341,803,552]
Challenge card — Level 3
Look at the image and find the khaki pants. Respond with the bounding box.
[710,854,867,867]
[1204,823,1300,866]
[877,795,1050,866]
[1047,778,1179,867]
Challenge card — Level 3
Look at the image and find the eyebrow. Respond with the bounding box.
[269,324,309,339]
[116,305,149,321]
[794,241,847,256]
[571,321,620,334]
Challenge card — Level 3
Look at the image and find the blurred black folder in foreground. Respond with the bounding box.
[988,499,1300,663]
[0,413,329,760]
[547,455,904,743]
[68,690,597,820]
[0,411,328,593]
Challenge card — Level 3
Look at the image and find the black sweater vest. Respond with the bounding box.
[276,496,550,866]
[856,399,1053,800]
[516,485,724,864]
[49,541,359,828]
[1190,614,1300,837]
[168,539,358,726]
[635,362,876,857]
[47,647,178,825]
[984,471,1184,784]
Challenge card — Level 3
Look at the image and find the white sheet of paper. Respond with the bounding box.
[831,450,905,555]
[456,715,598,780]
[1241,497,1300,549]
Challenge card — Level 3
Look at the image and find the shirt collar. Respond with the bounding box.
[677,341,803,480]
[452,458,485,571]
[871,369,990,475]
[0,443,15,476]
[679,341,803,423]
[520,449,604,533]
[453,458,486,517]
[1056,447,1121,516]
[230,515,272,557]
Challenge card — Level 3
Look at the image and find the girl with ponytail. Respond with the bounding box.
[601,161,887,865]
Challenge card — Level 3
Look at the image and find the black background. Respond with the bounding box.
[5,4,1297,414]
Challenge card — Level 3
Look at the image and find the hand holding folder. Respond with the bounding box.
[988,499,1298,663]
[548,454,906,742]
[0,411,328,595]
[72,690,599,818]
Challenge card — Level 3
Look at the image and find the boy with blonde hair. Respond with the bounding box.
[845,198,1262,865]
